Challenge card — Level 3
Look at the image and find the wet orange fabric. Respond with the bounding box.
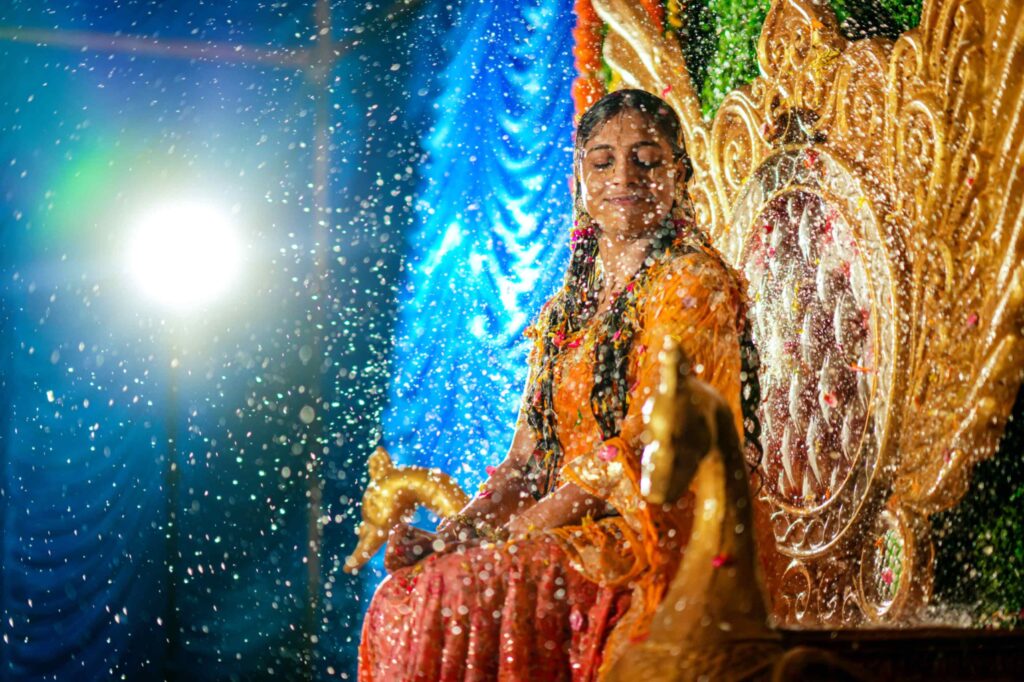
[549,247,746,674]
[358,247,745,681]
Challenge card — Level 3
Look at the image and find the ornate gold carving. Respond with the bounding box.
[885,0,1024,517]
[609,338,781,681]
[733,149,897,565]
[343,447,468,572]
[599,0,1024,628]
[855,503,933,623]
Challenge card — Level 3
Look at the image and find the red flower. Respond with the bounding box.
[881,567,894,586]
[485,465,497,477]
[570,225,596,245]
[822,392,838,407]
[598,444,618,462]
[711,553,734,568]
[569,608,585,632]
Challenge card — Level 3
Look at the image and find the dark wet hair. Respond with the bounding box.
[574,88,690,179]
[521,89,764,498]
[522,90,699,496]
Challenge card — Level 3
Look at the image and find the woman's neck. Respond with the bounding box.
[597,231,654,304]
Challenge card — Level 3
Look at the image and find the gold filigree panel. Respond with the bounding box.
[597,0,1024,627]
[735,149,897,563]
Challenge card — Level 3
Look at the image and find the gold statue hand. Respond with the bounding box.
[344,446,469,573]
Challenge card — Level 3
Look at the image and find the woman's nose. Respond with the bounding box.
[609,157,639,187]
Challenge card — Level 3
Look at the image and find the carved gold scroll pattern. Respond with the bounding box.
[596,0,1024,627]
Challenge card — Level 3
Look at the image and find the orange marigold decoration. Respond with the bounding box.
[572,0,604,119]
[638,0,665,32]
[572,0,665,120]
[665,0,684,32]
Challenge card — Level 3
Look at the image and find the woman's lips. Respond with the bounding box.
[606,195,649,206]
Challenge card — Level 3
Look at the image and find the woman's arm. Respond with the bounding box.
[434,415,539,542]
[504,480,607,536]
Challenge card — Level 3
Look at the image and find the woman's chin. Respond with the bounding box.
[597,219,665,243]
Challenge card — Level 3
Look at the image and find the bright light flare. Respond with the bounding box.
[127,201,243,310]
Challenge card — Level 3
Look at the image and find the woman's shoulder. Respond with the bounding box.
[647,244,742,298]
[641,244,747,324]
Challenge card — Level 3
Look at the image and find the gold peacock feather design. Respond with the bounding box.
[595,0,1024,627]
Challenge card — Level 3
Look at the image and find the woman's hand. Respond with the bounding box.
[435,514,477,545]
[383,522,441,573]
[504,512,537,539]
[428,419,540,548]
[503,482,607,539]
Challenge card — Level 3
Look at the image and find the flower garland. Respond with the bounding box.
[524,216,701,497]
[638,0,665,31]
[665,0,684,32]
[571,0,668,120]
[571,0,605,119]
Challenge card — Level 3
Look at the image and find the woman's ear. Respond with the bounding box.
[667,157,689,198]
[676,154,692,184]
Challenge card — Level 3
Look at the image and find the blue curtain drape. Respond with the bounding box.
[0,0,579,678]
[381,0,576,494]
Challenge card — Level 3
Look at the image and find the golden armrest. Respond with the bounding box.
[343,447,468,573]
[609,338,781,680]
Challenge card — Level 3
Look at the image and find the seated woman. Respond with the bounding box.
[359,89,755,682]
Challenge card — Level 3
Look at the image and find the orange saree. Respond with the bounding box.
[359,247,746,681]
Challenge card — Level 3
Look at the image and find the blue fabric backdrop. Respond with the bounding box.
[381,0,576,493]
[0,0,576,678]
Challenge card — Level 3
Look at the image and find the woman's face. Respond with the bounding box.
[579,108,681,240]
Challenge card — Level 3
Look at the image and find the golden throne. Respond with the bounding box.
[596,0,1024,623]
[350,0,1024,677]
